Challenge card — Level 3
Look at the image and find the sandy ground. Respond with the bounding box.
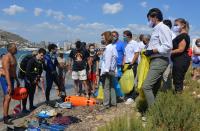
[0,73,137,131]
[0,99,136,131]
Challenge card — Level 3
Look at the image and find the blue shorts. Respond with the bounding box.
[192,62,200,68]
[0,76,14,95]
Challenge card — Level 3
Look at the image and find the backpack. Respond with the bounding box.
[18,54,33,79]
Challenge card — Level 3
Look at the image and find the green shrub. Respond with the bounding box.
[136,97,148,114]
[98,113,145,131]
[146,91,200,131]
[98,67,200,131]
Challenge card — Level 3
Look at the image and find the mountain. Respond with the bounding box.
[0,29,28,45]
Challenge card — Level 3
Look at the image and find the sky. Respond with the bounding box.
[0,0,200,43]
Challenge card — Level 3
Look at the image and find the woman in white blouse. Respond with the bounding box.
[100,31,118,109]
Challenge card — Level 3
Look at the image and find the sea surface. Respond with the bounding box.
[0,48,74,118]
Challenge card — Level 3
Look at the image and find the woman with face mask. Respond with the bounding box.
[100,31,118,109]
[171,18,191,93]
[191,39,200,80]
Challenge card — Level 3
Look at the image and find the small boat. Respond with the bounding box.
[20,47,38,51]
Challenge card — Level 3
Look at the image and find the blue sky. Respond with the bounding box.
[0,0,200,43]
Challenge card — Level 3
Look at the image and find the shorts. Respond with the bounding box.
[88,72,97,83]
[0,76,14,95]
[72,69,87,81]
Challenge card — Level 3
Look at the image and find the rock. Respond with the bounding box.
[86,115,93,119]
[136,112,142,118]
[142,122,147,128]
[102,116,110,122]
[192,91,197,96]
[197,94,200,99]
[96,115,103,121]
[132,102,137,108]
[141,116,147,122]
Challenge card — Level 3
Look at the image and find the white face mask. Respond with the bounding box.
[196,42,200,47]
[148,20,154,28]
[172,25,181,33]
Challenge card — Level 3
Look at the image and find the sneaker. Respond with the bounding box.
[30,106,37,111]
[3,116,13,125]
[125,98,134,105]
[7,115,12,119]
[22,109,30,114]
[45,101,50,105]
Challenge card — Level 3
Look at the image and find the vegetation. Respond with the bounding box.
[98,68,200,131]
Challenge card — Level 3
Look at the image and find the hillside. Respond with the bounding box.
[0,29,28,46]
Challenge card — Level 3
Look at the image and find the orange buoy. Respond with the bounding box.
[65,96,96,106]
[12,87,28,100]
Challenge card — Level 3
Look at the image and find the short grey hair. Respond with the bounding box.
[7,42,16,51]
[143,34,151,41]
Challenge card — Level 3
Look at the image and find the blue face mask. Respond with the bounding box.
[172,25,181,33]
[123,37,128,42]
[113,37,118,42]
[148,20,154,28]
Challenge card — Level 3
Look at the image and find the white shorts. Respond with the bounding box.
[72,69,87,81]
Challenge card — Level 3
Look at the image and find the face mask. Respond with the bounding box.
[101,40,106,45]
[196,42,200,47]
[123,37,128,42]
[50,52,57,59]
[90,51,95,56]
[148,20,154,28]
[113,37,118,42]
[172,26,181,33]
[90,49,95,52]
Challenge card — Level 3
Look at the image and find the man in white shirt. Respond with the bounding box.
[143,8,172,107]
[123,30,139,77]
[122,30,139,104]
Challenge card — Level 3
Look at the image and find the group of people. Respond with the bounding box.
[0,43,67,124]
[0,7,196,125]
[89,8,191,109]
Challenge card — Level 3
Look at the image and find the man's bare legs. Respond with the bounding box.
[3,95,11,117]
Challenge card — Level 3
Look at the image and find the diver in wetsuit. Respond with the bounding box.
[44,44,66,103]
[22,48,46,113]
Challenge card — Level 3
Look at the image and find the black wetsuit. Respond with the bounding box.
[22,57,43,110]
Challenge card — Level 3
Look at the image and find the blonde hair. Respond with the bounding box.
[175,18,189,33]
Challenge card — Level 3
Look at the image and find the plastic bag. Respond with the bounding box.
[97,83,104,100]
[113,77,124,97]
[119,68,134,94]
[137,51,150,99]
